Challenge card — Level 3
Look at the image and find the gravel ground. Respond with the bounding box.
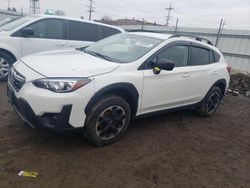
[0,82,250,188]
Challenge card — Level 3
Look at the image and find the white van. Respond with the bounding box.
[0,15,124,81]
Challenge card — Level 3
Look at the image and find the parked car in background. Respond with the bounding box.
[7,32,230,146]
[0,14,124,81]
[0,17,21,27]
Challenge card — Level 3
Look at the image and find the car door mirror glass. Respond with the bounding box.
[153,58,175,74]
[22,27,34,37]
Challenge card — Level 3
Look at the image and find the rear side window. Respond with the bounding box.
[213,51,221,62]
[99,25,121,39]
[28,19,64,39]
[67,20,100,42]
[190,46,210,66]
[209,50,215,63]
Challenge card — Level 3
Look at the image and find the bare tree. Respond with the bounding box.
[54,10,65,16]
[101,16,113,21]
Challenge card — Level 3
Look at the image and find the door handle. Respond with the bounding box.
[182,73,190,78]
[69,43,79,47]
[211,71,217,75]
[56,43,65,47]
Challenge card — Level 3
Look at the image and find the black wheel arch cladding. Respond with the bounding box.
[0,49,17,63]
[85,82,139,117]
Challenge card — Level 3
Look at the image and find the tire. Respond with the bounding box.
[196,86,222,117]
[84,94,131,147]
[0,51,15,82]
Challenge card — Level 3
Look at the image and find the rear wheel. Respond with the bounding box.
[196,86,222,117]
[0,52,15,82]
[84,95,131,147]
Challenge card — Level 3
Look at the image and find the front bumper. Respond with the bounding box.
[8,60,95,129]
[8,85,74,130]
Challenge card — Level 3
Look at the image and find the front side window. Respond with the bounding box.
[83,33,163,63]
[158,45,189,67]
[67,21,99,42]
[190,46,210,66]
[28,19,64,39]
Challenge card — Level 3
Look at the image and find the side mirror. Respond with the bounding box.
[153,59,175,74]
[22,27,34,37]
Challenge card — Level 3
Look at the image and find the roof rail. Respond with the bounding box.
[127,29,163,34]
[169,34,214,46]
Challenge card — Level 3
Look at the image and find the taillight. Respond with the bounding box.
[227,66,232,74]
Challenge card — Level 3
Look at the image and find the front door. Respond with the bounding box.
[21,18,67,57]
[140,44,194,114]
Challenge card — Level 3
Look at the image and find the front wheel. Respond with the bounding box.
[84,95,131,147]
[0,52,15,82]
[196,86,222,117]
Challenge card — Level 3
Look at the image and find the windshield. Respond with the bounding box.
[0,17,18,27]
[0,15,38,31]
[83,33,163,63]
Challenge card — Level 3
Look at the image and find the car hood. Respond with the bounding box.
[21,50,120,77]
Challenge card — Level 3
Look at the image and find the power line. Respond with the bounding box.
[87,0,95,21]
[165,2,174,26]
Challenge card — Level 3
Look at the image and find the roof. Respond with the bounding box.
[34,14,124,32]
[128,32,171,40]
[127,32,220,52]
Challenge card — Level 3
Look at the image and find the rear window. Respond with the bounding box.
[67,20,100,42]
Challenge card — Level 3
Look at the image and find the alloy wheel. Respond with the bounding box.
[0,57,10,79]
[207,91,221,112]
[95,105,126,140]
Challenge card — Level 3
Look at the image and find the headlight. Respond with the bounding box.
[33,78,91,93]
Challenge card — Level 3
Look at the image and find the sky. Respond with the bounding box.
[0,0,250,30]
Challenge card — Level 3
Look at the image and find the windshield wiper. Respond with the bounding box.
[85,50,114,62]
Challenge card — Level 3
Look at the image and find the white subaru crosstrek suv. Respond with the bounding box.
[7,32,231,146]
[0,14,124,81]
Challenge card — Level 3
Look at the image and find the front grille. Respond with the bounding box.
[8,67,26,92]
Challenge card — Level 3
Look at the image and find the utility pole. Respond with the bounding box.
[165,2,174,26]
[215,18,225,47]
[174,18,179,33]
[141,18,145,30]
[7,0,10,9]
[87,0,95,21]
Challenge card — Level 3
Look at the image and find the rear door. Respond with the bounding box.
[21,18,67,56]
[66,20,100,48]
[186,44,220,102]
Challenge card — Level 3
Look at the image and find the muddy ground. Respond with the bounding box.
[0,82,250,188]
